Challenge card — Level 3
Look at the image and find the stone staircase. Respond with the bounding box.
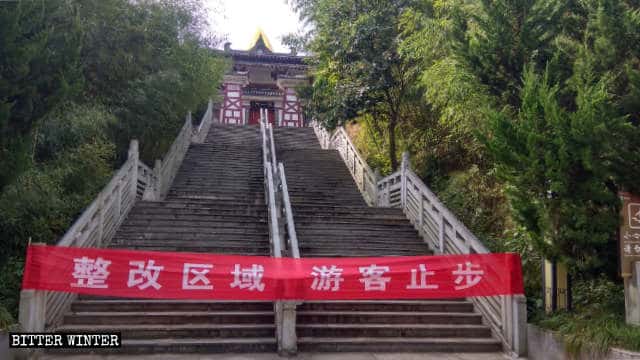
[48,123,502,355]
[273,126,502,353]
[53,124,276,353]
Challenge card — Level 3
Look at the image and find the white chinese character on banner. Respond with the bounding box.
[635,244,640,254]
[127,260,163,290]
[359,264,391,291]
[182,263,213,290]
[311,265,344,291]
[406,264,438,290]
[452,262,484,290]
[230,264,265,291]
[70,257,111,289]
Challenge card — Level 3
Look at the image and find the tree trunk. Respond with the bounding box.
[388,115,398,170]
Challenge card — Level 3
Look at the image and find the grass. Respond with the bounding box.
[0,305,13,331]
[539,310,640,355]
[534,276,640,355]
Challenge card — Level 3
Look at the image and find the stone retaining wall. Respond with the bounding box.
[527,324,640,359]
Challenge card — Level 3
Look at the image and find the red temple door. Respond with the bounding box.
[249,104,275,125]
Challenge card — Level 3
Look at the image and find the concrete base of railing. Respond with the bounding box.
[16,289,46,359]
[18,290,46,333]
[506,295,528,357]
[275,301,298,356]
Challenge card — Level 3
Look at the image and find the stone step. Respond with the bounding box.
[296,323,492,338]
[130,208,267,217]
[56,323,276,339]
[49,337,277,354]
[111,246,269,256]
[70,300,273,312]
[110,240,269,249]
[167,191,261,199]
[135,200,266,208]
[112,233,269,242]
[292,204,403,212]
[297,337,502,353]
[298,246,429,254]
[295,217,410,225]
[297,233,425,241]
[123,219,267,227]
[124,214,268,223]
[117,226,268,235]
[299,301,473,312]
[64,311,275,325]
[297,223,418,232]
[299,251,431,257]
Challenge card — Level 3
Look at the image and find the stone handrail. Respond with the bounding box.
[311,120,332,150]
[311,121,378,206]
[136,161,155,199]
[376,153,527,357]
[192,99,214,144]
[35,141,143,330]
[21,104,213,334]
[150,113,193,200]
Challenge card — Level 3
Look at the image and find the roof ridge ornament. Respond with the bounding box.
[248,27,274,53]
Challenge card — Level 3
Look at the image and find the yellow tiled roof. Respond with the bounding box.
[248,27,273,52]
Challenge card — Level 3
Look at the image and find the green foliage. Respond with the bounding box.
[0,0,84,188]
[34,103,116,161]
[0,305,13,331]
[436,166,509,245]
[538,277,640,354]
[299,0,640,351]
[483,66,636,272]
[290,0,422,169]
[0,257,23,326]
[0,0,225,322]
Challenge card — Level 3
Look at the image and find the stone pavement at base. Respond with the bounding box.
[41,352,510,360]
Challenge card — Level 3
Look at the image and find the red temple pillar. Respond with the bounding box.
[277,77,307,127]
[221,74,249,126]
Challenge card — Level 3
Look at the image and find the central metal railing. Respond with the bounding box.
[259,109,300,355]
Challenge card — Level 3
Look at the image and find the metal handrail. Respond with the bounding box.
[261,118,283,257]
[278,162,300,258]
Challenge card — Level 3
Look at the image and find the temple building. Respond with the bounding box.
[217,29,309,127]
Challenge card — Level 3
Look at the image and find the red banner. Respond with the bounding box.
[22,245,523,300]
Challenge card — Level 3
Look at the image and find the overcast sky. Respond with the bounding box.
[207,0,304,53]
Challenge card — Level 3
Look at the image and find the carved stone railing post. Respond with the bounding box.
[400,152,410,208]
[143,159,162,201]
[128,140,139,200]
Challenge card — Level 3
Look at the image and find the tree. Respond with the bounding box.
[483,65,639,272]
[290,0,421,170]
[0,0,84,188]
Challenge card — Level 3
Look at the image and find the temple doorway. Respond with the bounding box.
[249,101,275,125]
